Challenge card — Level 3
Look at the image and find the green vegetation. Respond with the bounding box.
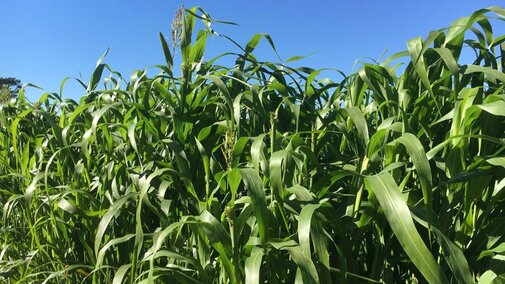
[1,6,505,283]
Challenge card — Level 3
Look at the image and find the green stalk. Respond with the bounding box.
[270,111,276,154]
[353,155,369,219]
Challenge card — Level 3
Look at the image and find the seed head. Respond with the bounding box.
[171,5,184,48]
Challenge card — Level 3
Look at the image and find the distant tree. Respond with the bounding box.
[0,77,21,103]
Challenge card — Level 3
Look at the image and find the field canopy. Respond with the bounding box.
[1,6,505,284]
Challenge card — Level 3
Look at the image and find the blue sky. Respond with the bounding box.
[1,0,504,101]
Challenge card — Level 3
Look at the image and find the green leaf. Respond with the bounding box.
[251,134,268,175]
[87,49,109,93]
[95,234,135,269]
[181,7,196,64]
[245,34,263,54]
[94,193,137,257]
[364,173,447,284]
[112,264,132,284]
[270,150,287,201]
[464,64,505,84]
[407,37,434,98]
[245,247,264,284]
[228,168,241,203]
[285,52,315,63]
[478,270,500,284]
[283,246,319,284]
[487,157,505,168]
[477,100,505,116]
[433,47,459,76]
[411,209,474,284]
[127,121,138,152]
[189,30,207,65]
[240,168,269,245]
[298,203,321,257]
[346,107,369,146]
[394,133,433,219]
[159,32,173,73]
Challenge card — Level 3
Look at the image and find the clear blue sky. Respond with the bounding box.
[1,0,504,101]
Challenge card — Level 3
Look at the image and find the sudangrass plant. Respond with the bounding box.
[1,6,505,283]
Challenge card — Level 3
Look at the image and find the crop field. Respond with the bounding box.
[1,6,505,284]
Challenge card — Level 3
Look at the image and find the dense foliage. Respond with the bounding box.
[1,6,505,284]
